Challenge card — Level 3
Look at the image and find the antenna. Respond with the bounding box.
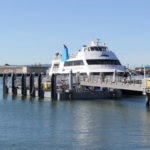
[97,38,100,46]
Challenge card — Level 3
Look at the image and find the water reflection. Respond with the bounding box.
[3,93,8,100]
[0,76,150,149]
[141,110,150,149]
[66,100,150,149]
[11,95,18,100]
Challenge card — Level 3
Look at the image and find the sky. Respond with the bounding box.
[0,0,150,67]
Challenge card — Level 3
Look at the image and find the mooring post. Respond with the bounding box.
[51,74,56,99]
[12,73,17,95]
[3,74,8,94]
[38,73,44,98]
[29,73,35,97]
[21,74,27,96]
[146,93,150,107]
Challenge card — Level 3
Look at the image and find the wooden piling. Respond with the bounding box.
[29,73,35,97]
[51,74,56,99]
[21,74,27,96]
[38,73,44,98]
[12,73,17,95]
[3,74,8,94]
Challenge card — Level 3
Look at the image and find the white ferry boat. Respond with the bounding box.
[49,39,126,76]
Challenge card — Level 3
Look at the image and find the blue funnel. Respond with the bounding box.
[61,45,69,62]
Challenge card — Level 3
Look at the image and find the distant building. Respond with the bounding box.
[0,65,50,75]
[135,67,150,74]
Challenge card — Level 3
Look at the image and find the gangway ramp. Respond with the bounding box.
[80,77,145,92]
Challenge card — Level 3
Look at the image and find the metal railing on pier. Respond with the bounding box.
[80,75,146,92]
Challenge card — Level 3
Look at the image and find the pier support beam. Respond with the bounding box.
[12,73,17,95]
[146,93,150,107]
[112,69,116,83]
[21,74,27,96]
[51,74,57,99]
[69,70,73,90]
[38,73,44,98]
[30,73,35,97]
[3,74,8,94]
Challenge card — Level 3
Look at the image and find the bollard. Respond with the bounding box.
[12,73,17,95]
[38,73,44,98]
[21,74,27,96]
[3,74,8,94]
[29,73,35,97]
[51,74,57,99]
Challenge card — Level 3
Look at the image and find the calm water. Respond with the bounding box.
[0,79,150,150]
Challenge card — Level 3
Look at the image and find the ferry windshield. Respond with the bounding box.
[90,47,106,51]
[64,60,84,66]
[86,59,121,65]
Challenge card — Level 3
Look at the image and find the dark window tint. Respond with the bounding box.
[86,59,121,65]
[102,48,106,51]
[54,63,59,67]
[90,47,105,51]
[64,60,84,66]
[91,47,95,51]
[98,47,102,51]
[94,47,99,51]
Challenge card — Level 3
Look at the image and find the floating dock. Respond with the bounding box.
[2,72,150,107]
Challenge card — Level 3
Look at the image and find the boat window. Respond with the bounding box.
[95,47,99,51]
[84,48,88,51]
[102,48,106,51]
[86,59,121,65]
[64,60,84,66]
[91,47,95,51]
[53,63,59,68]
[90,47,102,51]
[98,47,102,51]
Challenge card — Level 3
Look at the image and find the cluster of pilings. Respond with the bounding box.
[3,73,57,99]
[2,71,123,100]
